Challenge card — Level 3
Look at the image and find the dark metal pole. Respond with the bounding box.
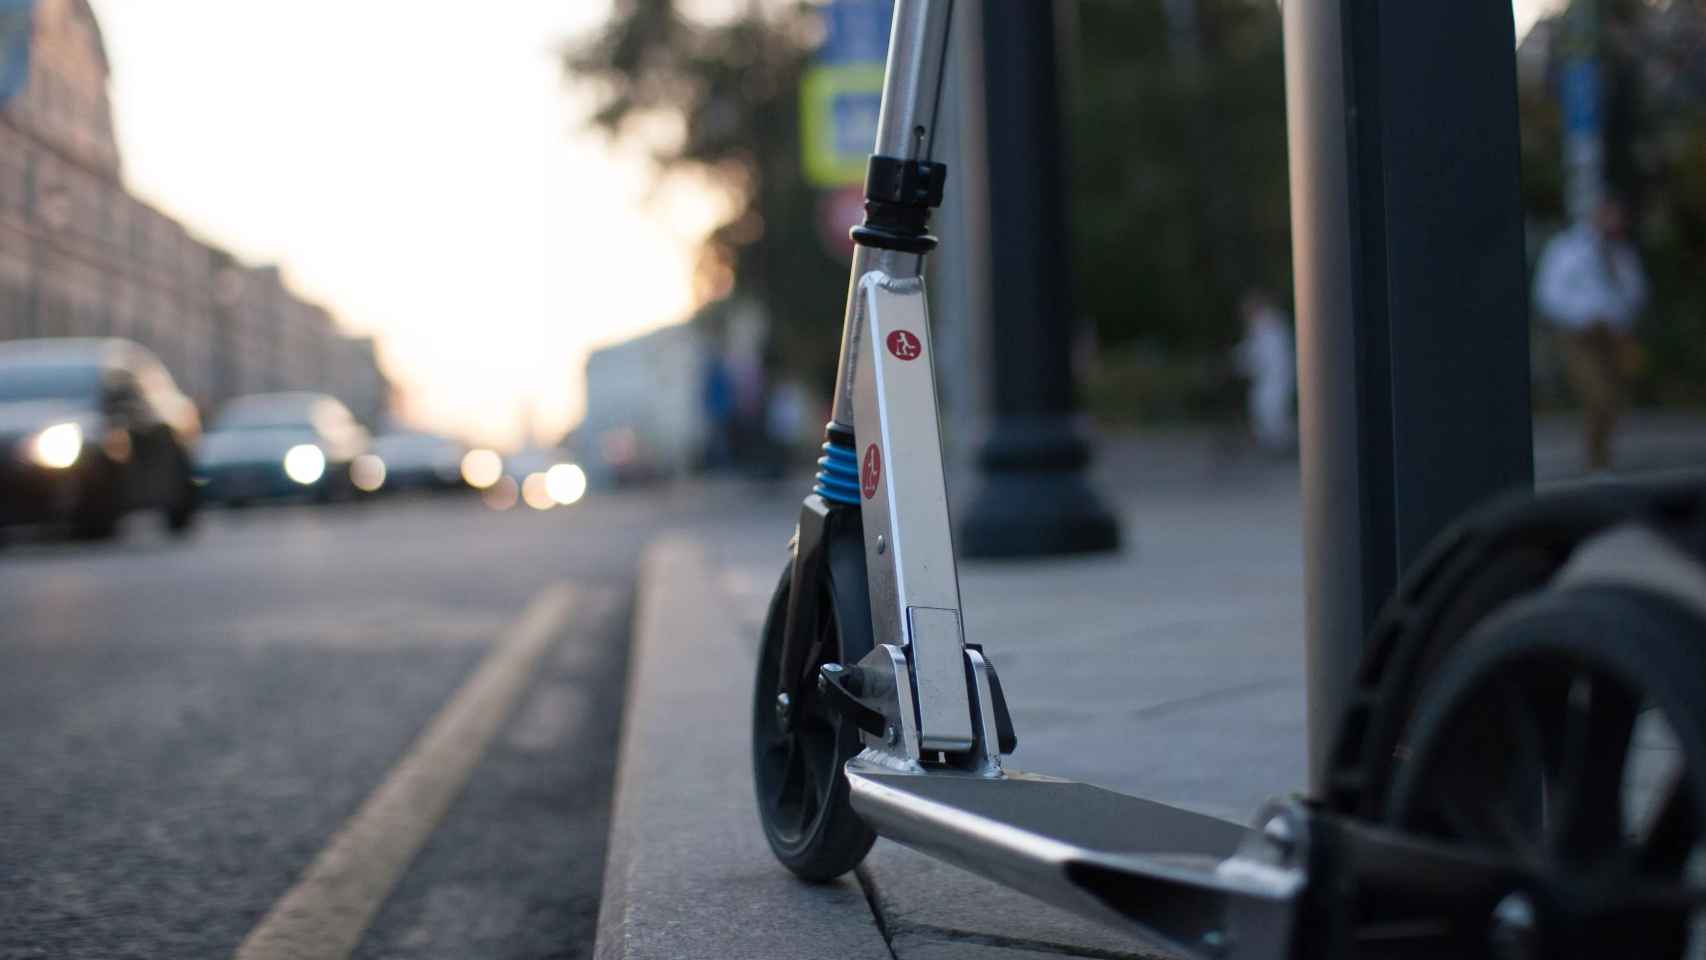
[1282,0,1534,793]
[958,0,1118,559]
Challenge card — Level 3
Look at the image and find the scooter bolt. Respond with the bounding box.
[876,535,887,555]
[885,724,899,745]
[775,692,791,723]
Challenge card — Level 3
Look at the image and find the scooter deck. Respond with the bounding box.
[846,760,1296,958]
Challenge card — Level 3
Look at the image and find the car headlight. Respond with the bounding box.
[350,454,386,492]
[30,422,83,469]
[545,463,587,505]
[460,448,503,490]
[283,444,327,485]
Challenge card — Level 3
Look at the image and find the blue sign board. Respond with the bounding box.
[0,0,32,109]
[819,0,894,66]
[832,90,883,156]
[800,0,895,187]
[1560,60,1601,137]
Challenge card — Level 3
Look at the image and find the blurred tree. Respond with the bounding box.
[564,0,850,395]
[567,0,1705,422]
[569,0,1295,422]
[1070,0,1291,362]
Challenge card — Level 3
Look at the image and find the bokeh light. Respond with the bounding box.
[521,472,555,511]
[351,454,387,493]
[283,444,327,485]
[545,463,587,506]
[460,448,503,490]
[30,422,83,469]
[481,475,518,510]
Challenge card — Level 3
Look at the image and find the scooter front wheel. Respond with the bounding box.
[751,531,877,881]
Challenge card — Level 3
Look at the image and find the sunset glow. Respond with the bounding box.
[88,0,729,448]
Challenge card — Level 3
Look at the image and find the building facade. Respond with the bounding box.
[0,0,388,425]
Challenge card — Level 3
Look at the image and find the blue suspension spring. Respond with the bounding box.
[813,440,861,505]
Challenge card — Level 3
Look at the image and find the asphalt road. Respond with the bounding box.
[0,488,734,959]
[7,420,1701,959]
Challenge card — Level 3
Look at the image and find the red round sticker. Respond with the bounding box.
[886,330,922,361]
[861,444,882,500]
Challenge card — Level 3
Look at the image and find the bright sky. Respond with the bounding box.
[88,0,728,449]
[1515,0,1567,38]
[87,0,1560,447]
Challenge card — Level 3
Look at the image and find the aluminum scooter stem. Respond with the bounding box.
[828,0,955,432]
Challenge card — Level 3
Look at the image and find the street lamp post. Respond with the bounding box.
[1282,0,1534,792]
[956,0,1119,559]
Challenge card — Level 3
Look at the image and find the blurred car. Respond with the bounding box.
[196,392,370,504]
[494,447,587,511]
[0,338,201,539]
[501,447,564,483]
[368,430,466,493]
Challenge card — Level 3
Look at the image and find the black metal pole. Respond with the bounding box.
[958,1,1118,559]
[1282,0,1534,793]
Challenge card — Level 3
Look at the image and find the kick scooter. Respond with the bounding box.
[752,2,1706,956]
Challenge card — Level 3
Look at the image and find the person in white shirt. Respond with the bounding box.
[1532,198,1649,469]
[1233,290,1296,454]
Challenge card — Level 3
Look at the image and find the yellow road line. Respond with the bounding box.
[233,582,577,960]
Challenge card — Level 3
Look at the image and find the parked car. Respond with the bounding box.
[196,393,370,505]
[368,431,466,492]
[497,447,586,511]
[0,338,201,540]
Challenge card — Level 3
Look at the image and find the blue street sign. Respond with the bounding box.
[832,90,883,156]
[1560,60,1601,137]
[800,0,894,187]
[0,0,32,109]
[819,0,893,66]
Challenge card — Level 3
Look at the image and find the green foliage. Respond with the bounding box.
[567,0,1706,416]
[1070,0,1292,358]
[1084,346,1242,425]
[1639,108,1706,405]
[1519,86,1567,224]
[566,0,1293,402]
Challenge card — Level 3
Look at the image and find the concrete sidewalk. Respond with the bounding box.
[594,457,1306,960]
[593,411,1706,959]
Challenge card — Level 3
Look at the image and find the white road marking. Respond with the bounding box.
[233,583,578,960]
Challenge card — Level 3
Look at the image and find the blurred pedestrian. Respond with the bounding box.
[724,297,770,469]
[1533,197,1648,470]
[766,380,807,456]
[1233,290,1296,454]
[699,352,734,469]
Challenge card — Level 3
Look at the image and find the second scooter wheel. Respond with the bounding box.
[751,522,878,881]
[1378,584,1706,958]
